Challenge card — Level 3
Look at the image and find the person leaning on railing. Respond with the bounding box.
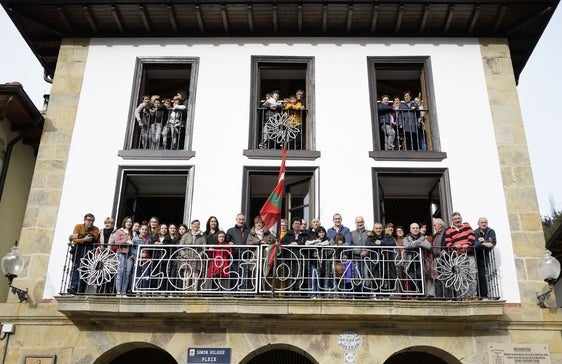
[110,216,134,296]
[281,217,309,292]
[397,91,420,151]
[403,223,432,294]
[445,212,477,299]
[67,213,100,295]
[377,95,397,151]
[473,217,497,299]
[431,218,452,299]
[178,220,207,291]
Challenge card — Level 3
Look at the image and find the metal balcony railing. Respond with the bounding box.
[379,108,431,151]
[131,106,187,150]
[257,107,306,151]
[60,243,500,300]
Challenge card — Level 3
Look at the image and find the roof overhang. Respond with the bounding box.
[1,0,559,82]
[0,84,44,154]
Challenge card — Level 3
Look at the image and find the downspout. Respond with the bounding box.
[0,133,26,205]
[0,86,45,205]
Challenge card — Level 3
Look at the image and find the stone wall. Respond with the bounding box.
[7,39,89,304]
[480,39,562,361]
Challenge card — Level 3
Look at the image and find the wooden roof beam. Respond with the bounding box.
[468,5,480,34]
[139,5,152,34]
[444,5,454,33]
[494,5,507,32]
[247,5,254,32]
[273,4,278,33]
[298,4,302,33]
[57,6,74,33]
[420,4,430,33]
[83,5,99,34]
[346,4,353,33]
[221,5,230,34]
[195,5,204,34]
[322,4,327,33]
[167,4,178,33]
[12,8,64,37]
[110,5,125,33]
[507,6,553,35]
[394,4,404,33]
[370,4,379,33]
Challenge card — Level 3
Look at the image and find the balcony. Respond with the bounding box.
[244,107,320,160]
[59,244,499,299]
[370,107,447,161]
[56,243,504,325]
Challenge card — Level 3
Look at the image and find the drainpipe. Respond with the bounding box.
[0,85,45,205]
[0,133,26,205]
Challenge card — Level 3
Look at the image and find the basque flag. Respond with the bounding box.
[259,146,287,269]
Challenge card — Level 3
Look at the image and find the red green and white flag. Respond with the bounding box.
[259,146,287,271]
[259,146,287,230]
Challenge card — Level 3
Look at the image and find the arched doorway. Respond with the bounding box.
[240,344,318,364]
[93,342,177,364]
[384,346,461,364]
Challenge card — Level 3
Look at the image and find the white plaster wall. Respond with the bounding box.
[44,37,518,302]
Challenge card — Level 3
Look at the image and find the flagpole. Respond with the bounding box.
[270,142,286,296]
[259,112,293,297]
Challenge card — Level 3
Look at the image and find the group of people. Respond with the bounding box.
[133,90,188,150]
[377,91,428,151]
[65,211,497,300]
[66,213,273,295]
[259,89,306,150]
[273,212,496,299]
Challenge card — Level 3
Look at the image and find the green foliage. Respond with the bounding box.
[543,209,562,243]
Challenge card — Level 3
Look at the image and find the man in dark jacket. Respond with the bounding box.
[473,217,497,298]
[397,91,419,150]
[226,214,251,291]
[378,95,396,150]
[281,217,309,292]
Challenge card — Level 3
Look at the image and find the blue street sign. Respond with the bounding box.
[187,348,231,364]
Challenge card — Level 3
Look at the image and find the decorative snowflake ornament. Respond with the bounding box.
[263,112,300,146]
[436,251,476,296]
[78,249,119,286]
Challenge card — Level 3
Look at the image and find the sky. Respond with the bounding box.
[0,6,560,218]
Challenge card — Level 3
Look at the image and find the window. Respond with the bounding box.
[372,168,452,230]
[113,166,193,225]
[119,57,199,160]
[245,56,319,160]
[368,57,446,161]
[243,167,318,224]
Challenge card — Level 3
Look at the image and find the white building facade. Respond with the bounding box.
[1,1,560,363]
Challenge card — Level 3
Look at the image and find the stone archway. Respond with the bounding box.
[384,346,462,364]
[93,342,177,364]
[240,343,318,364]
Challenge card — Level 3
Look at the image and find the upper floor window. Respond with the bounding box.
[119,57,199,160]
[245,56,319,160]
[372,168,451,227]
[112,166,193,225]
[368,57,446,161]
[243,167,318,224]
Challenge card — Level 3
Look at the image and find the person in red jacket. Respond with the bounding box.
[445,212,477,299]
[205,231,234,291]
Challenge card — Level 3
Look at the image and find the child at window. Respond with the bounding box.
[134,95,151,149]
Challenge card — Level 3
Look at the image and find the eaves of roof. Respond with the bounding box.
[1,0,559,82]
